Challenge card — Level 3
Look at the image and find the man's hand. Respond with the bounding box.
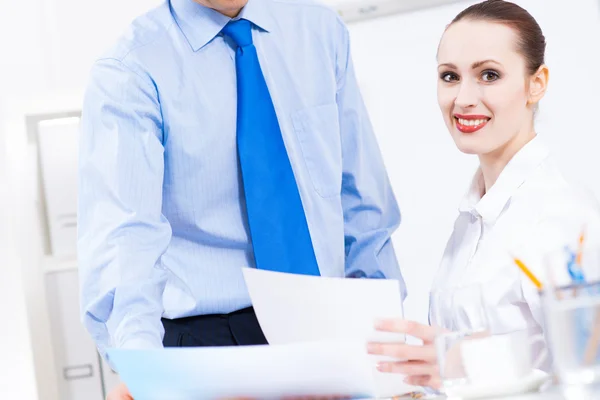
[107,383,133,400]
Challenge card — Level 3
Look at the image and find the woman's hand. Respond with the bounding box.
[367,319,442,390]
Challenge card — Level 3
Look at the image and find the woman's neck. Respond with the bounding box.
[478,130,537,193]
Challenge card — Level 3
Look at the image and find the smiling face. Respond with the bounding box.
[437,19,545,157]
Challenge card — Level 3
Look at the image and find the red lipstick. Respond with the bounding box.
[454,114,491,134]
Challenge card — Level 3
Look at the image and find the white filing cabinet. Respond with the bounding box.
[37,117,79,258]
[45,268,104,400]
[35,115,121,399]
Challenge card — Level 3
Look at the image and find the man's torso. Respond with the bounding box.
[103,0,348,317]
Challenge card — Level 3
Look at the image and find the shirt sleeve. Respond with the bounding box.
[78,57,172,365]
[334,20,406,299]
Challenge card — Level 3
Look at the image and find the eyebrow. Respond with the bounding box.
[438,59,503,69]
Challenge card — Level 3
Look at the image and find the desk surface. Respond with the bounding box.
[431,384,600,399]
[511,386,600,400]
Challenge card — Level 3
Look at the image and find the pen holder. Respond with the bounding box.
[540,281,600,390]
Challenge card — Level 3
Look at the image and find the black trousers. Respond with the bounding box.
[161,306,268,347]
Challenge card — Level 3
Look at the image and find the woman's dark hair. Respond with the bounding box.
[449,0,546,75]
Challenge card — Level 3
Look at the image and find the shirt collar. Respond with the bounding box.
[170,0,275,52]
[458,136,551,223]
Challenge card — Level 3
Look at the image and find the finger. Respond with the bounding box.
[403,374,430,387]
[107,384,133,400]
[367,342,437,363]
[375,319,438,343]
[428,374,443,391]
[377,360,437,377]
[404,372,442,390]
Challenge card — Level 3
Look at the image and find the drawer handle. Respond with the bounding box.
[63,364,94,380]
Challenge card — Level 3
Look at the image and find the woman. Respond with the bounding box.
[368,0,600,390]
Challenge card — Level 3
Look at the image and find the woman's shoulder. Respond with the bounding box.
[518,156,599,215]
[517,155,600,256]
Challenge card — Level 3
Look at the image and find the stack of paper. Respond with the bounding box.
[243,268,417,398]
[109,341,374,399]
[108,269,417,399]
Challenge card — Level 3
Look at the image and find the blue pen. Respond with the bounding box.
[564,245,597,363]
[565,245,586,284]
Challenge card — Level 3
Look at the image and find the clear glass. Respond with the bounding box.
[431,283,547,396]
[541,281,600,387]
[430,284,491,391]
[541,243,600,398]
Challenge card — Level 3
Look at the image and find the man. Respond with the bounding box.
[78,0,405,398]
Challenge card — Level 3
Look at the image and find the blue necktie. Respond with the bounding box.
[222,19,320,276]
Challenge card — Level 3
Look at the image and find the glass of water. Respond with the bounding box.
[541,241,600,397]
[429,283,491,391]
[541,280,600,395]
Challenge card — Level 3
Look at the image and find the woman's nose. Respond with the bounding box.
[454,81,479,109]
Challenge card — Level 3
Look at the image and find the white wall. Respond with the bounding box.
[349,0,600,324]
[0,108,39,400]
[0,2,46,399]
[0,1,161,399]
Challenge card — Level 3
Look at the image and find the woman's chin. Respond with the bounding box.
[453,140,482,155]
[457,146,480,155]
[452,134,497,156]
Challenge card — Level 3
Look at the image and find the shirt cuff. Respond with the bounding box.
[105,334,164,373]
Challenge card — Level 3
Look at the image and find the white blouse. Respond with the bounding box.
[430,136,600,371]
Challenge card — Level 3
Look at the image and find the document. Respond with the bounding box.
[108,270,419,399]
[242,268,418,398]
[108,341,374,400]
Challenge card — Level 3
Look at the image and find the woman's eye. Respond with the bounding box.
[481,70,500,82]
[441,72,459,82]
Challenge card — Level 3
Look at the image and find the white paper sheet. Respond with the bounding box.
[108,341,375,400]
[242,268,419,397]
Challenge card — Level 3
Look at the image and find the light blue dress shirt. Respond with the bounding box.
[78,0,405,358]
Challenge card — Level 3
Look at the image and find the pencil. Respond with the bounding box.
[576,230,585,266]
[513,257,543,290]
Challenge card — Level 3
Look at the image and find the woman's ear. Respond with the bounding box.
[528,65,549,105]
